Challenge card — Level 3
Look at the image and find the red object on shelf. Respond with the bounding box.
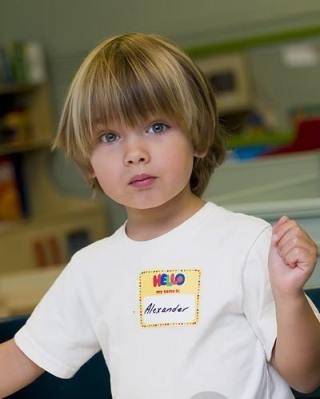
[33,240,47,268]
[0,156,23,220]
[261,118,320,157]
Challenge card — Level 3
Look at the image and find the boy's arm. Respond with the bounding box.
[0,339,44,398]
[269,217,320,393]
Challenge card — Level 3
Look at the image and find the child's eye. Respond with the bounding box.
[99,132,119,144]
[147,122,169,135]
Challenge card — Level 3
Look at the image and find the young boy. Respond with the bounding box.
[0,33,319,399]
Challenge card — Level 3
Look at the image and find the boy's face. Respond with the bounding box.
[90,118,195,211]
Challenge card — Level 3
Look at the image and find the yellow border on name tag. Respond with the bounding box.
[139,269,201,328]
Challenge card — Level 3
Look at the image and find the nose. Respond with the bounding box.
[124,138,150,166]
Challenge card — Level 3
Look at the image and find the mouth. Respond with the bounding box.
[129,174,157,188]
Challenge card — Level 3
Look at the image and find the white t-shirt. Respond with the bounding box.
[15,202,296,398]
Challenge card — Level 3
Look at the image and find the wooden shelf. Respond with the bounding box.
[0,137,52,155]
[0,198,107,273]
[0,196,106,235]
[0,83,39,96]
[0,82,108,273]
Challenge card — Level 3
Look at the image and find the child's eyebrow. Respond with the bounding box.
[146,115,173,123]
[94,124,115,133]
[93,115,174,134]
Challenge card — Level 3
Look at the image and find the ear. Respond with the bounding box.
[87,170,96,186]
[88,165,96,179]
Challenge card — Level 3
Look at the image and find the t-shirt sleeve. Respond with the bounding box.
[14,259,100,378]
[242,226,277,362]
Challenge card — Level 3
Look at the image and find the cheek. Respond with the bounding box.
[90,151,116,188]
[90,148,114,175]
[166,150,194,183]
[92,168,120,201]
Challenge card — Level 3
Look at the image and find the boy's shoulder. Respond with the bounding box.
[204,202,272,255]
[206,201,270,230]
[70,223,125,263]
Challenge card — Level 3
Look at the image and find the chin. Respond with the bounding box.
[117,187,190,211]
[123,196,175,211]
[127,202,166,211]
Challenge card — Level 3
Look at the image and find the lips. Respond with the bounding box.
[129,174,156,188]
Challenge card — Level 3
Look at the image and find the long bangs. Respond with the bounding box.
[56,33,224,195]
[57,33,204,169]
[85,45,194,138]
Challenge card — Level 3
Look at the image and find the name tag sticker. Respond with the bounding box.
[139,269,201,328]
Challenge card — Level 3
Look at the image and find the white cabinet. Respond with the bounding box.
[204,151,320,288]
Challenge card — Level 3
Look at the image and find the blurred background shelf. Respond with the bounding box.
[0,77,108,275]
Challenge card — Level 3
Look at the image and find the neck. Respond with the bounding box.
[125,189,205,241]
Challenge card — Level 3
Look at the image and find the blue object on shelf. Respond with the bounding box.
[231,145,273,160]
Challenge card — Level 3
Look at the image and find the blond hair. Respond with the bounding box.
[55,32,225,196]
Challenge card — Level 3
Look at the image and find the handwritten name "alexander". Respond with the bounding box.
[144,303,189,314]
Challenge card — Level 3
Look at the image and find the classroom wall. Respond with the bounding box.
[1,0,320,231]
[247,38,320,131]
